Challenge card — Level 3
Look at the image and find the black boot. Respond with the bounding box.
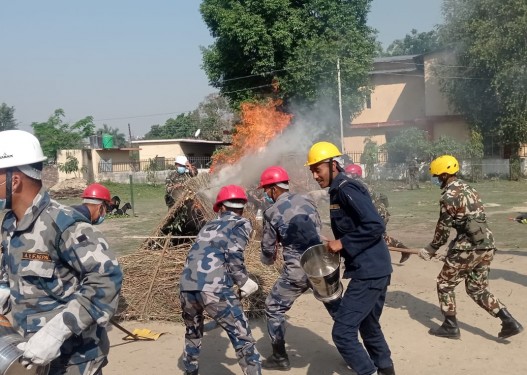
[184,370,198,375]
[429,315,460,339]
[262,340,290,371]
[497,309,523,338]
[378,365,396,375]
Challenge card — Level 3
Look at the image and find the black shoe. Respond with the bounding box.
[497,309,524,338]
[184,369,198,375]
[262,341,290,371]
[378,365,396,375]
[429,315,460,339]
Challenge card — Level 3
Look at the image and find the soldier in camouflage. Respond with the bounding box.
[345,164,411,263]
[258,166,335,371]
[419,155,523,339]
[164,155,198,208]
[0,130,122,375]
[407,157,420,190]
[179,185,261,375]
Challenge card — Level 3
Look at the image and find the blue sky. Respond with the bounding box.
[0,0,442,137]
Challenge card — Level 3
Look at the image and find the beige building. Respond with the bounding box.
[345,51,470,156]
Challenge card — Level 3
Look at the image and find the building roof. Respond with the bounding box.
[131,138,228,145]
[373,54,421,63]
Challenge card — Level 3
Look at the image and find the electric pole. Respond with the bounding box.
[337,58,345,154]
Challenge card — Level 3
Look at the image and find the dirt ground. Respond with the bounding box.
[104,234,527,375]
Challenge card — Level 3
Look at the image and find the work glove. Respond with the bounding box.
[239,277,259,298]
[260,252,274,266]
[17,313,73,367]
[418,244,437,261]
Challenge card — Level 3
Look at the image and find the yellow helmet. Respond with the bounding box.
[429,155,459,175]
[305,141,342,166]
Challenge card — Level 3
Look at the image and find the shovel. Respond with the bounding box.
[110,319,164,341]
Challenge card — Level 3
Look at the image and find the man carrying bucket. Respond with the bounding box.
[0,130,122,375]
[258,166,332,371]
[306,142,395,375]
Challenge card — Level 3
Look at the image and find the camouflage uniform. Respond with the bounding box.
[261,192,323,343]
[179,211,261,375]
[0,188,122,375]
[407,158,420,190]
[164,170,196,208]
[427,179,504,317]
[357,179,409,258]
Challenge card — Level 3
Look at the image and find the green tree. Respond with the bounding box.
[0,103,18,131]
[144,112,199,140]
[384,29,442,56]
[360,137,379,181]
[32,109,95,161]
[98,124,127,148]
[381,127,430,162]
[193,93,237,141]
[200,0,376,122]
[438,0,527,165]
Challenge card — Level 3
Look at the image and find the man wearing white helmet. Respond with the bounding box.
[0,130,122,375]
[164,154,198,208]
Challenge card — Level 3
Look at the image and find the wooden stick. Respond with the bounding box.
[388,246,420,254]
[141,235,171,319]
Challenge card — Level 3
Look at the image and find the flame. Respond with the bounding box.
[210,99,293,172]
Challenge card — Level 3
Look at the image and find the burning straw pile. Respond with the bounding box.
[116,173,281,322]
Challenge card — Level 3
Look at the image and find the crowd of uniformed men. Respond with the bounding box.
[0,130,523,375]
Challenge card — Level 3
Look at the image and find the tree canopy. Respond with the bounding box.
[144,94,235,140]
[0,103,18,131]
[32,109,95,161]
[200,0,376,121]
[383,28,442,56]
[438,0,527,154]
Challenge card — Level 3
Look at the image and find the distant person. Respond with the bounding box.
[419,155,523,339]
[179,185,261,375]
[407,157,420,190]
[71,183,111,225]
[164,155,198,208]
[345,164,411,263]
[306,141,395,375]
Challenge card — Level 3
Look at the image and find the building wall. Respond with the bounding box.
[135,143,184,160]
[56,149,87,182]
[431,117,470,142]
[352,74,425,124]
[424,51,456,117]
[344,129,387,154]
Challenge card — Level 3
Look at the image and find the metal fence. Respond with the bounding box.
[98,156,212,173]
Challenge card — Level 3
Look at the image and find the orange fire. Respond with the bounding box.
[210,99,293,172]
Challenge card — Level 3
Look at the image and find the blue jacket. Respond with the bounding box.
[329,173,392,279]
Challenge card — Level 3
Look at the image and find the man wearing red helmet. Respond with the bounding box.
[179,185,262,375]
[72,183,111,225]
[344,164,410,264]
[258,166,329,371]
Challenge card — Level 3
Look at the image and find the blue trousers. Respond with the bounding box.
[332,276,392,375]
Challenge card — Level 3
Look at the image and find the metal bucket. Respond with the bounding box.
[300,244,343,302]
[0,315,49,375]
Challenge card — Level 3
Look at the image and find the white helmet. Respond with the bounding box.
[175,155,188,166]
[0,130,47,176]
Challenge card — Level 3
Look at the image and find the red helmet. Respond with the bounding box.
[345,164,363,178]
[213,185,248,212]
[259,166,289,188]
[82,183,111,202]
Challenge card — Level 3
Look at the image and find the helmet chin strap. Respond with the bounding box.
[5,170,12,210]
[329,159,345,185]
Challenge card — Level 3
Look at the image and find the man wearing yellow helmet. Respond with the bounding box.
[419,155,523,339]
[306,141,395,375]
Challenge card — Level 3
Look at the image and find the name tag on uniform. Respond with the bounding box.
[330,204,340,210]
[22,252,53,262]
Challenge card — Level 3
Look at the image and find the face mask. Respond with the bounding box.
[95,215,105,225]
[431,176,442,187]
[0,199,5,211]
[177,167,187,174]
[264,192,274,204]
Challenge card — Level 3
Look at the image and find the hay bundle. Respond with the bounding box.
[117,237,281,322]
